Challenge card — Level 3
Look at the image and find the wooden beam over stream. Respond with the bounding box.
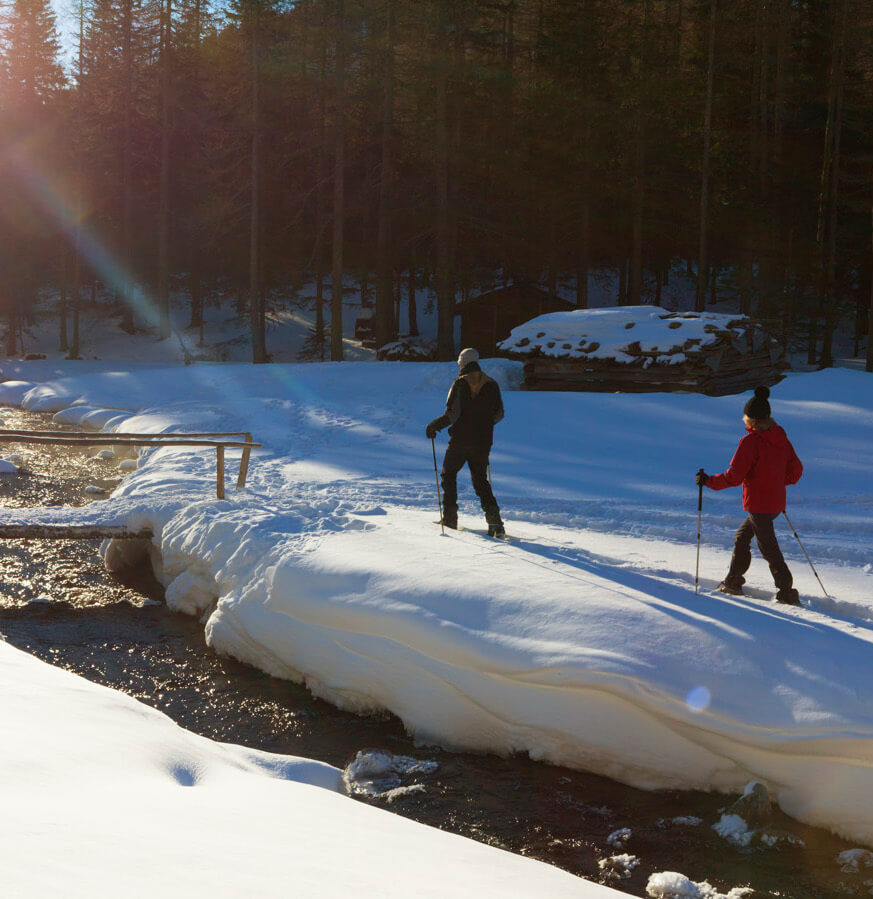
[0,525,153,540]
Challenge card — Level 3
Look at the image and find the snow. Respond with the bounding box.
[0,639,610,897]
[2,335,873,864]
[646,872,753,899]
[343,749,440,799]
[838,848,873,873]
[498,306,759,362]
[606,827,632,848]
[712,814,752,848]
[599,852,640,880]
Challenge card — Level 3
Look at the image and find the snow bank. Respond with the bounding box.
[0,639,613,897]
[3,360,873,848]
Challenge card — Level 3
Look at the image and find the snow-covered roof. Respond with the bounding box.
[498,306,756,364]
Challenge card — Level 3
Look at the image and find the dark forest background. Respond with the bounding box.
[0,0,871,367]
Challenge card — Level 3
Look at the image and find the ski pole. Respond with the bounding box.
[695,469,704,594]
[431,437,444,534]
[783,511,829,597]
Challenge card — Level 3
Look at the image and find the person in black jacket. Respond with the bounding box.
[426,347,505,537]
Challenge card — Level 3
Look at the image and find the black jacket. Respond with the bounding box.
[429,362,504,447]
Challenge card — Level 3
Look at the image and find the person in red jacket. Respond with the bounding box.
[696,385,803,605]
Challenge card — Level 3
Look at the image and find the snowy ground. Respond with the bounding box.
[0,637,615,897]
[2,354,873,861]
[2,285,872,895]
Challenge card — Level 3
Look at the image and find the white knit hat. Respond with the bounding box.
[457,347,479,367]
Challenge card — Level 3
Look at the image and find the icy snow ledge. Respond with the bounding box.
[201,515,873,847]
[0,380,36,406]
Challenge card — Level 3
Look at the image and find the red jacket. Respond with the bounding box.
[706,422,803,513]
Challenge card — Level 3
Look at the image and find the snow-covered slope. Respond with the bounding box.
[2,359,872,849]
[0,639,614,897]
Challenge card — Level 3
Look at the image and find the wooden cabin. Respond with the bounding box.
[498,307,787,395]
[457,284,574,356]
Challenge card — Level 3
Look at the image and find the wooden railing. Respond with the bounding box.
[0,430,260,500]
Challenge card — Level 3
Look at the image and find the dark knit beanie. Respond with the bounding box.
[744,385,771,420]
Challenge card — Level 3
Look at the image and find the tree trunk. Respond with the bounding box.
[158,0,172,341]
[6,282,18,356]
[120,0,135,333]
[628,0,651,307]
[576,199,590,309]
[68,0,84,361]
[817,0,847,370]
[330,0,346,361]
[187,0,204,338]
[408,262,418,337]
[866,171,873,373]
[435,1,453,360]
[188,266,202,329]
[250,0,266,363]
[374,0,396,349]
[59,249,68,352]
[773,0,788,167]
[312,5,328,362]
[70,263,81,360]
[618,256,627,305]
[696,0,716,312]
[757,0,769,196]
[577,130,591,310]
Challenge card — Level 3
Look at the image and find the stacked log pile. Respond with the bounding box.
[500,312,786,395]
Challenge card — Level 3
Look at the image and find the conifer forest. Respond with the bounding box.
[0,0,871,367]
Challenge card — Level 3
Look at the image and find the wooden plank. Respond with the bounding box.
[0,435,259,448]
[1,430,251,439]
[0,525,153,539]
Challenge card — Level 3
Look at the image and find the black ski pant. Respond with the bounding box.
[726,512,793,591]
[440,440,501,524]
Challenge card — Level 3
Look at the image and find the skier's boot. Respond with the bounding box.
[441,505,458,530]
[484,504,504,539]
[717,577,745,596]
[775,587,800,606]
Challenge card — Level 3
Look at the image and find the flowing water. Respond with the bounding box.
[0,406,867,898]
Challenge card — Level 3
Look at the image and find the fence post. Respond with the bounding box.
[216,445,226,499]
[236,433,253,489]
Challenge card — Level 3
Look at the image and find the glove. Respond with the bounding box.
[426,421,439,439]
[695,470,709,487]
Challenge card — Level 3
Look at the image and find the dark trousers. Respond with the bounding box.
[726,512,793,591]
[440,440,500,523]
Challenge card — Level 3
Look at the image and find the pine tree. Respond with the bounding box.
[2,0,65,104]
[0,0,65,355]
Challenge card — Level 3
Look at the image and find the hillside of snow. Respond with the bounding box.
[0,637,614,898]
[2,352,872,855]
